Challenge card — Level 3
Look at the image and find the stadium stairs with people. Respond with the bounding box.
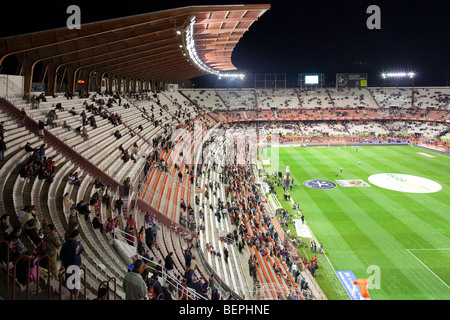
[0,85,449,300]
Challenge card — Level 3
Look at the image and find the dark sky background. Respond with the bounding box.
[1,0,449,87]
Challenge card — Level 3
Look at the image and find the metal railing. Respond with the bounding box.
[113,227,207,300]
[58,266,88,300]
[0,77,24,99]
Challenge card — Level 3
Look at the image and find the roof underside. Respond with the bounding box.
[0,4,270,81]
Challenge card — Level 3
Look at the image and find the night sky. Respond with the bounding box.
[1,0,449,87]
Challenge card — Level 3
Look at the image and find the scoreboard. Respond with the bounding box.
[336,73,368,88]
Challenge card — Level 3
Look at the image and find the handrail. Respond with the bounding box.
[58,265,87,300]
[35,255,51,298]
[113,227,208,300]
[0,240,10,290]
[98,277,117,300]
[0,77,24,99]
[0,97,123,194]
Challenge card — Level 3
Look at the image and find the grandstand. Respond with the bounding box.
[0,3,449,303]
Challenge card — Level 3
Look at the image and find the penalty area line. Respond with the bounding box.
[406,248,450,289]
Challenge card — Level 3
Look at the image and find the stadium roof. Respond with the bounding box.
[0,4,270,92]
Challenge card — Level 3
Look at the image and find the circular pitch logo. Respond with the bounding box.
[303,180,337,190]
[368,173,442,193]
[337,74,348,87]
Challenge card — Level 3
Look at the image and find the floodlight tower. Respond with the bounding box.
[380,71,416,87]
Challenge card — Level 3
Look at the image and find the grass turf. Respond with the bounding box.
[261,145,450,300]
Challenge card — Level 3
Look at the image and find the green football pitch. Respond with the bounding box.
[261,145,450,300]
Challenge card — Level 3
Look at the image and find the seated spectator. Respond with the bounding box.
[90,191,100,206]
[45,157,55,175]
[94,287,109,300]
[5,226,25,262]
[38,92,47,102]
[114,130,122,139]
[69,107,77,116]
[55,102,64,111]
[24,142,36,153]
[38,165,53,183]
[63,192,74,208]
[19,205,37,227]
[68,172,81,186]
[122,150,130,163]
[92,214,104,232]
[62,121,72,130]
[104,218,114,235]
[46,115,57,129]
[64,91,74,100]
[93,177,105,190]
[23,218,43,246]
[76,200,91,221]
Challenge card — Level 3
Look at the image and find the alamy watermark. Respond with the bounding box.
[367,5,381,29]
[66,5,81,30]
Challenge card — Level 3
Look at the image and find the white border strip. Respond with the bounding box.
[406,248,450,289]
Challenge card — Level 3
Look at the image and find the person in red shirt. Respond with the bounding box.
[126,216,135,229]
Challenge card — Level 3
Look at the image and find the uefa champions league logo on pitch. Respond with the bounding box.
[303,180,337,190]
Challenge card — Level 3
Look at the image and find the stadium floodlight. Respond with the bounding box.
[218,72,246,80]
[184,16,220,76]
[381,72,415,78]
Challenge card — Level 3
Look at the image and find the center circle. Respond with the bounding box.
[368,173,442,193]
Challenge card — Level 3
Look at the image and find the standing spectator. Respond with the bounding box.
[150,223,160,242]
[126,215,135,230]
[123,177,130,196]
[67,209,79,233]
[0,122,4,140]
[0,214,11,240]
[224,246,229,263]
[39,144,46,163]
[184,249,192,270]
[164,252,175,277]
[59,229,85,290]
[38,120,46,137]
[82,127,89,141]
[123,259,148,300]
[114,197,123,215]
[0,138,6,162]
[20,108,27,127]
[125,226,135,245]
[103,188,111,210]
[42,223,61,280]
[145,225,154,250]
